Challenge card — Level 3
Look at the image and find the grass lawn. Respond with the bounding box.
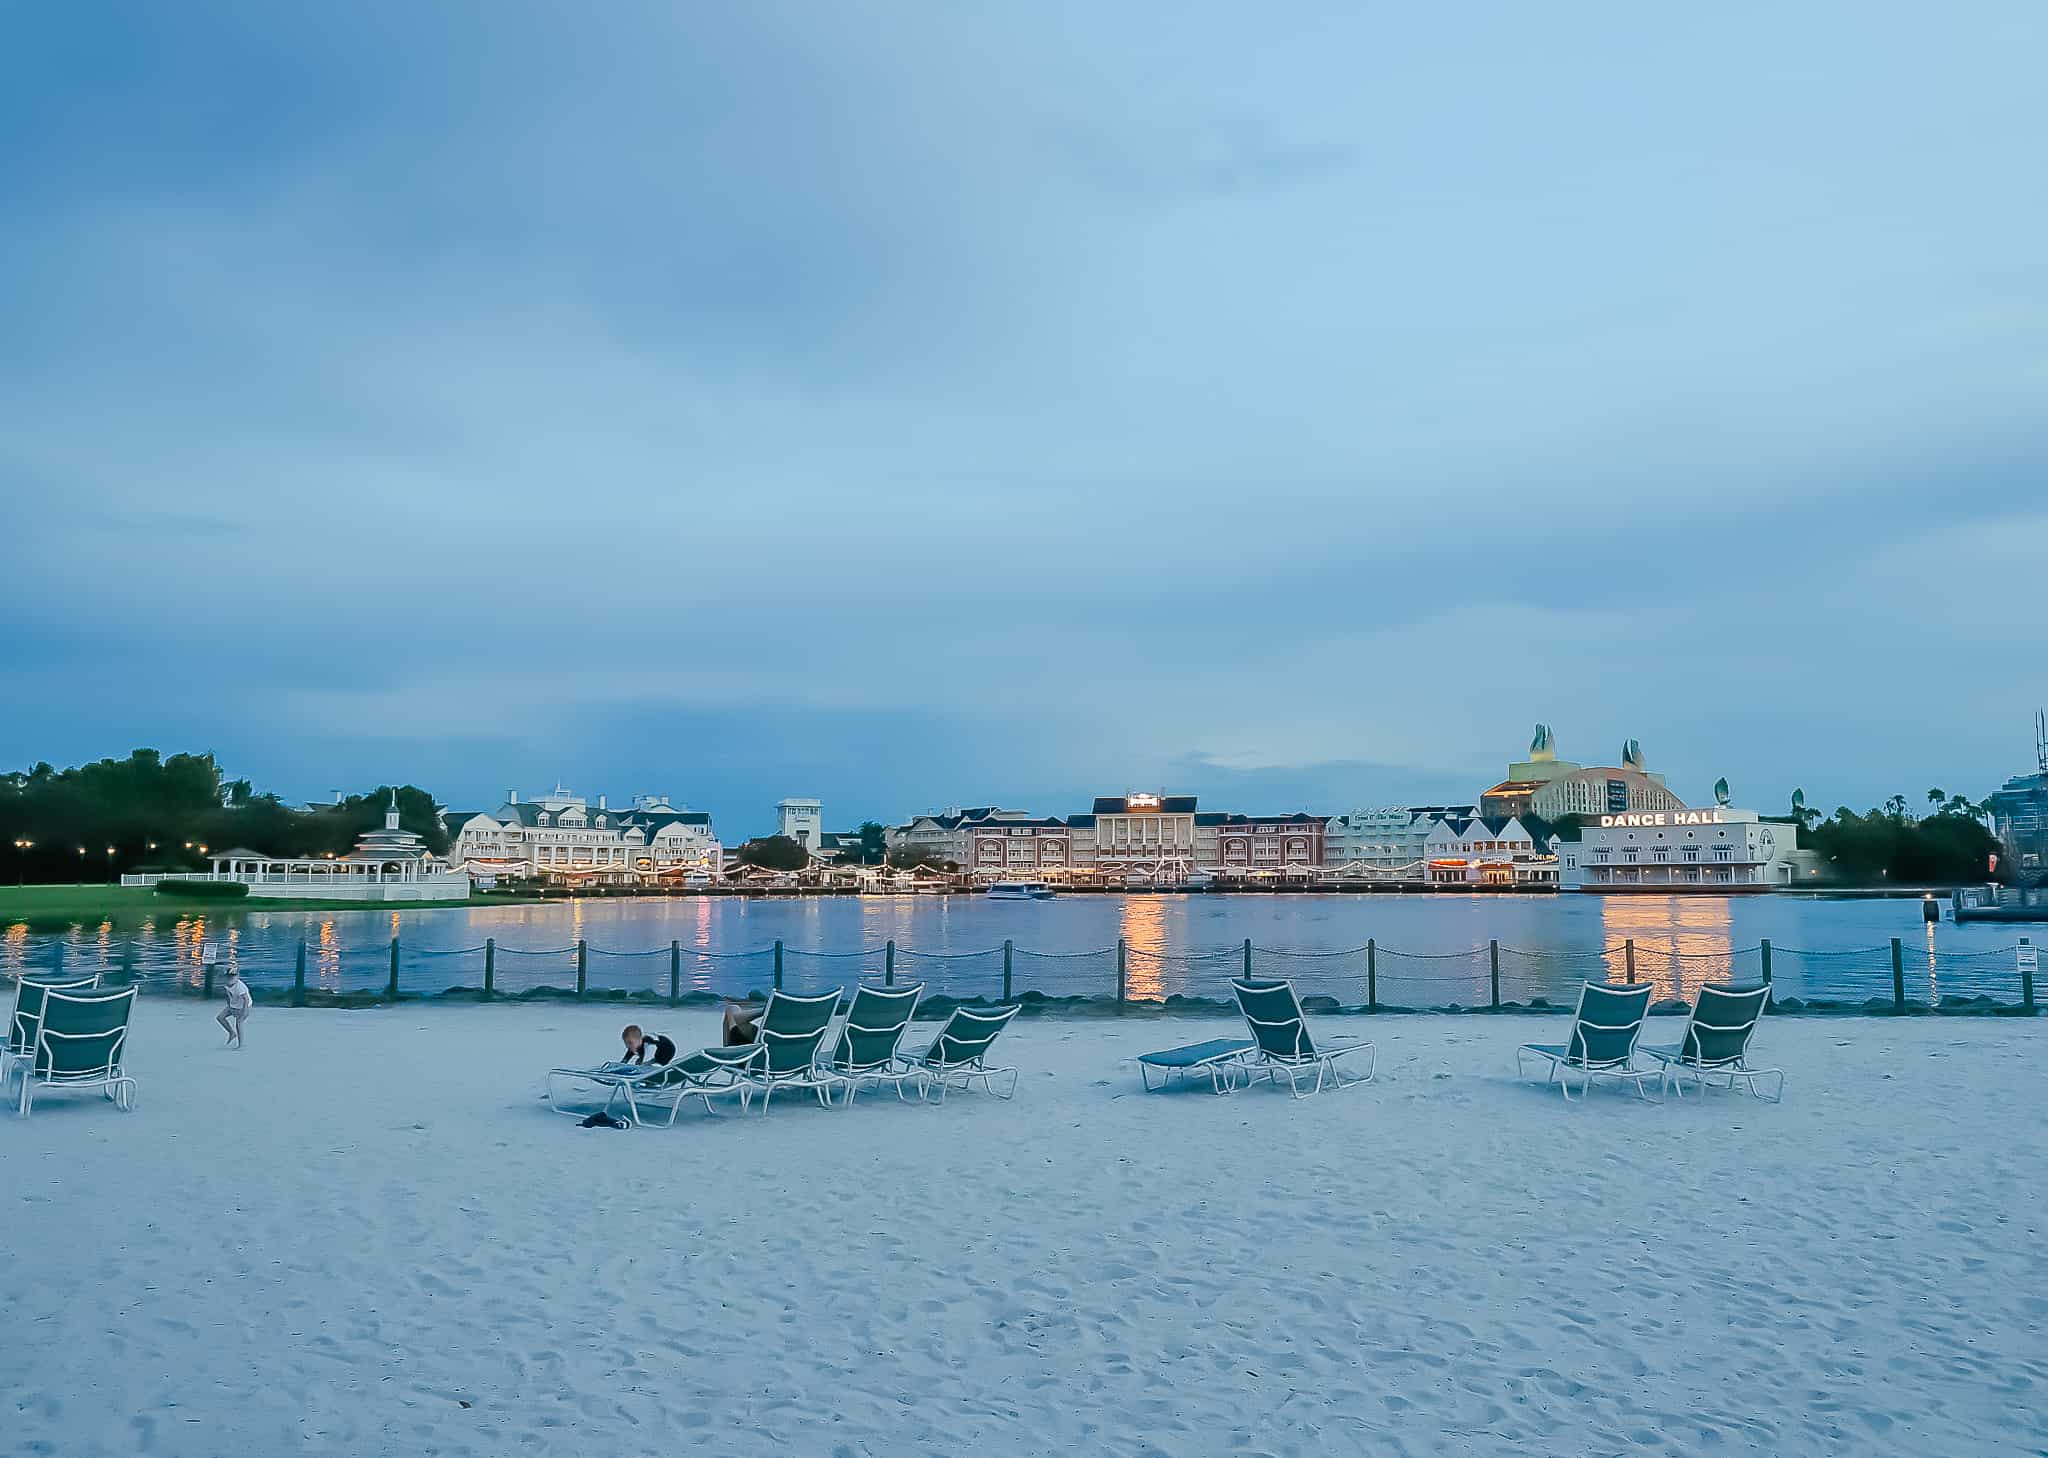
[0,883,537,931]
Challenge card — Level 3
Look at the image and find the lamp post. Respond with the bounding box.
[106,845,117,883]
[11,837,30,886]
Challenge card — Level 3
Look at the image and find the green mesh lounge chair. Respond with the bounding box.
[1230,979,1374,1097]
[906,1003,1020,1102]
[1639,983,1781,1102]
[1516,981,1658,1102]
[819,983,925,1106]
[724,987,846,1114]
[1137,1037,1256,1094]
[18,985,137,1117]
[5,974,100,1087]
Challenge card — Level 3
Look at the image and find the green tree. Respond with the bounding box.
[854,821,889,866]
[886,846,958,873]
[737,835,810,871]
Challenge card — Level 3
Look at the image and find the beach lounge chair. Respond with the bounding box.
[819,983,925,1105]
[1138,1037,1255,1093]
[905,1003,1020,1102]
[719,987,846,1114]
[1639,983,1782,1102]
[18,985,137,1117]
[1516,981,1658,1102]
[1230,978,1374,1097]
[5,975,101,1086]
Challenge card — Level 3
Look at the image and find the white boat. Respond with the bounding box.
[986,881,1055,901]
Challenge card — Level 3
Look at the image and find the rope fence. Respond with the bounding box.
[3,932,2037,1016]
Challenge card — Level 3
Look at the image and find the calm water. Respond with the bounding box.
[6,892,2036,1007]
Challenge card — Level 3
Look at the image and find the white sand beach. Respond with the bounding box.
[5,1003,2044,1457]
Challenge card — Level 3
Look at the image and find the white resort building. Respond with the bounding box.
[776,798,823,854]
[444,788,720,884]
[1556,808,1796,892]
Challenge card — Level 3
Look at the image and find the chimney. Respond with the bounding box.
[508,789,518,804]
[599,794,608,810]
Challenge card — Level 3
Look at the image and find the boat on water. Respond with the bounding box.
[986,881,1055,901]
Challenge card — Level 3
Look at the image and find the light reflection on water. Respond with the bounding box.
[0,892,2033,1004]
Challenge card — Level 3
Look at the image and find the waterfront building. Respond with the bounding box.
[890,807,1038,868]
[1987,713,2048,878]
[1198,813,1325,872]
[1420,814,1554,885]
[1074,794,1200,881]
[1555,807,1793,892]
[1482,725,1685,822]
[776,798,823,854]
[1324,806,1479,875]
[966,817,1074,878]
[447,788,720,883]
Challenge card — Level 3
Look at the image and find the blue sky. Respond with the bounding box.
[3,2,2045,837]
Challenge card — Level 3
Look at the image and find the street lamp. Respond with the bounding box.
[11,837,30,886]
[106,846,117,882]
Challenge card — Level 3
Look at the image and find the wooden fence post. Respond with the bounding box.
[1759,938,1774,1010]
[1003,939,1013,1002]
[669,940,680,1005]
[293,939,306,1007]
[1624,939,1636,981]
[1116,938,1127,1009]
[1490,939,1501,1009]
[483,938,495,999]
[1891,938,1905,1012]
[575,939,587,1000]
[387,936,400,1000]
[1242,938,1253,980]
[885,939,895,987]
[2020,937,2037,1014]
[1367,938,1377,1012]
[773,940,783,992]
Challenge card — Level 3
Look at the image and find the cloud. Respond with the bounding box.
[3,2,2046,835]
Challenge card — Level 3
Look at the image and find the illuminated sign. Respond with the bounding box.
[1598,810,1728,829]
[1126,793,1162,812]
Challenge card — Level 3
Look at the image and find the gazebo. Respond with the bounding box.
[193,794,471,902]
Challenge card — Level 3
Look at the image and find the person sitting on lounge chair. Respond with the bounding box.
[722,1001,762,1046]
[621,1025,676,1066]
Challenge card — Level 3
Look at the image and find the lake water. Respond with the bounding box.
[7,892,2037,1008]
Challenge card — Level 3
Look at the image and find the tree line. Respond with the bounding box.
[1,749,450,883]
[1792,788,2003,885]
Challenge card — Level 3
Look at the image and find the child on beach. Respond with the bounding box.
[621,1025,676,1066]
[217,967,252,1047]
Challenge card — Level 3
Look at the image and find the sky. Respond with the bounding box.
[3,2,2045,838]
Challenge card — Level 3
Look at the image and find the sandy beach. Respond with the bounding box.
[5,1002,2044,1457]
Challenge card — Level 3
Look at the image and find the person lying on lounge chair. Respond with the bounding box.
[621,1025,677,1066]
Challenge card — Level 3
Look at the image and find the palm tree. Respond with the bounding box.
[1927,787,1946,809]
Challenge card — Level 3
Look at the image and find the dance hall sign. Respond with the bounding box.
[1598,809,1731,829]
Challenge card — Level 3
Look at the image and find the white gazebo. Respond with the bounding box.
[126,794,472,902]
